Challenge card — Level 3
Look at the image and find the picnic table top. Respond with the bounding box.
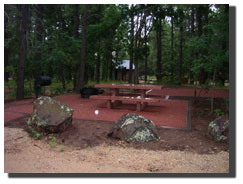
[94,83,163,90]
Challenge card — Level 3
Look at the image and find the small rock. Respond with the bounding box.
[207,117,229,142]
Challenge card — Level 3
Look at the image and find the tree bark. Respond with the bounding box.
[76,5,88,92]
[178,10,183,83]
[73,5,80,89]
[107,41,113,80]
[4,5,10,83]
[4,48,9,82]
[96,48,101,83]
[144,23,148,82]
[102,55,106,81]
[170,16,174,81]
[211,66,217,113]
[33,4,44,79]
[73,5,80,39]
[156,18,162,82]
[57,5,66,89]
[128,9,134,83]
[17,5,29,100]
[196,5,205,84]
[196,6,202,37]
[189,6,195,84]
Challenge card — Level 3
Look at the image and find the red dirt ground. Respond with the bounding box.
[4,87,228,129]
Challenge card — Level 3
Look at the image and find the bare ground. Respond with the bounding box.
[4,107,229,174]
[4,90,230,174]
[4,127,229,173]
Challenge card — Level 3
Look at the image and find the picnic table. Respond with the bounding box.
[90,84,163,111]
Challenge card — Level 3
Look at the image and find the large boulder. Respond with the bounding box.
[108,113,160,142]
[208,117,229,142]
[27,96,74,133]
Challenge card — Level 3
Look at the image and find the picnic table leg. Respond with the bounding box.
[142,102,148,110]
[136,102,141,111]
[112,89,122,107]
[141,90,146,98]
[112,89,119,96]
[141,90,147,110]
[107,100,112,109]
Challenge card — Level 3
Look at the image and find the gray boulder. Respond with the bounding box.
[208,117,229,142]
[108,113,160,142]
[27,96,74,133]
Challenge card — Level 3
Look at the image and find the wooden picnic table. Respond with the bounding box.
[90,84,163,111]
[94,83,163,98]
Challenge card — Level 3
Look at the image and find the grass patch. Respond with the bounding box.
[87,80,127,87]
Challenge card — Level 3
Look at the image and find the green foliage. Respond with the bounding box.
[60,145,65,151]
[87,80,126,87]
[24,88,34,97]
[49,135,57,148]
[11,87,34,97]
[199,108,210,116]
[53,87,65,95]
[4,4,229,97]
[214,109,224,116]
[108,146,112,151]
[4,80,16,87]
[5,65,14,73]
[27,125,42,140]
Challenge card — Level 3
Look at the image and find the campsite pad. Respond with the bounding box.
[5,94,189,129]
[4,87,229,155]
[4,87,228,129]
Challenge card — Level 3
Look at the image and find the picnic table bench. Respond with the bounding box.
[90,84,163,111]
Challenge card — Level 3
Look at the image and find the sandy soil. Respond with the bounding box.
[4,126,229,173]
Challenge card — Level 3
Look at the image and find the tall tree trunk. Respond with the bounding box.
[133,13,146,84]
[73,5,80,39]
[73,5,80,89]
[201,5,209,84]
[196,5,204,84]
[144,24,148,82]
[57,5,66,89]
[197,6,202,37]
[156,18,162,82]
[4,5,10,83]
[107,42,113,81]
[189,6,195,84]
[34,4,44,78]
[128,10,134,83]
[4,48,9,83]
[76,5,88,92]
[221,5,229,85]
[134,16,139,85]
[170,16,174,81]
[59,62,66,89]
[17,5,29,100]
[178,11,183,83]
[102,57,106,81]
[115,51,118,80]
[90,66,95,81]
[96,43,101,83]
[134,53,139,84]
[144,54,148,82]
[211,66,217,113]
